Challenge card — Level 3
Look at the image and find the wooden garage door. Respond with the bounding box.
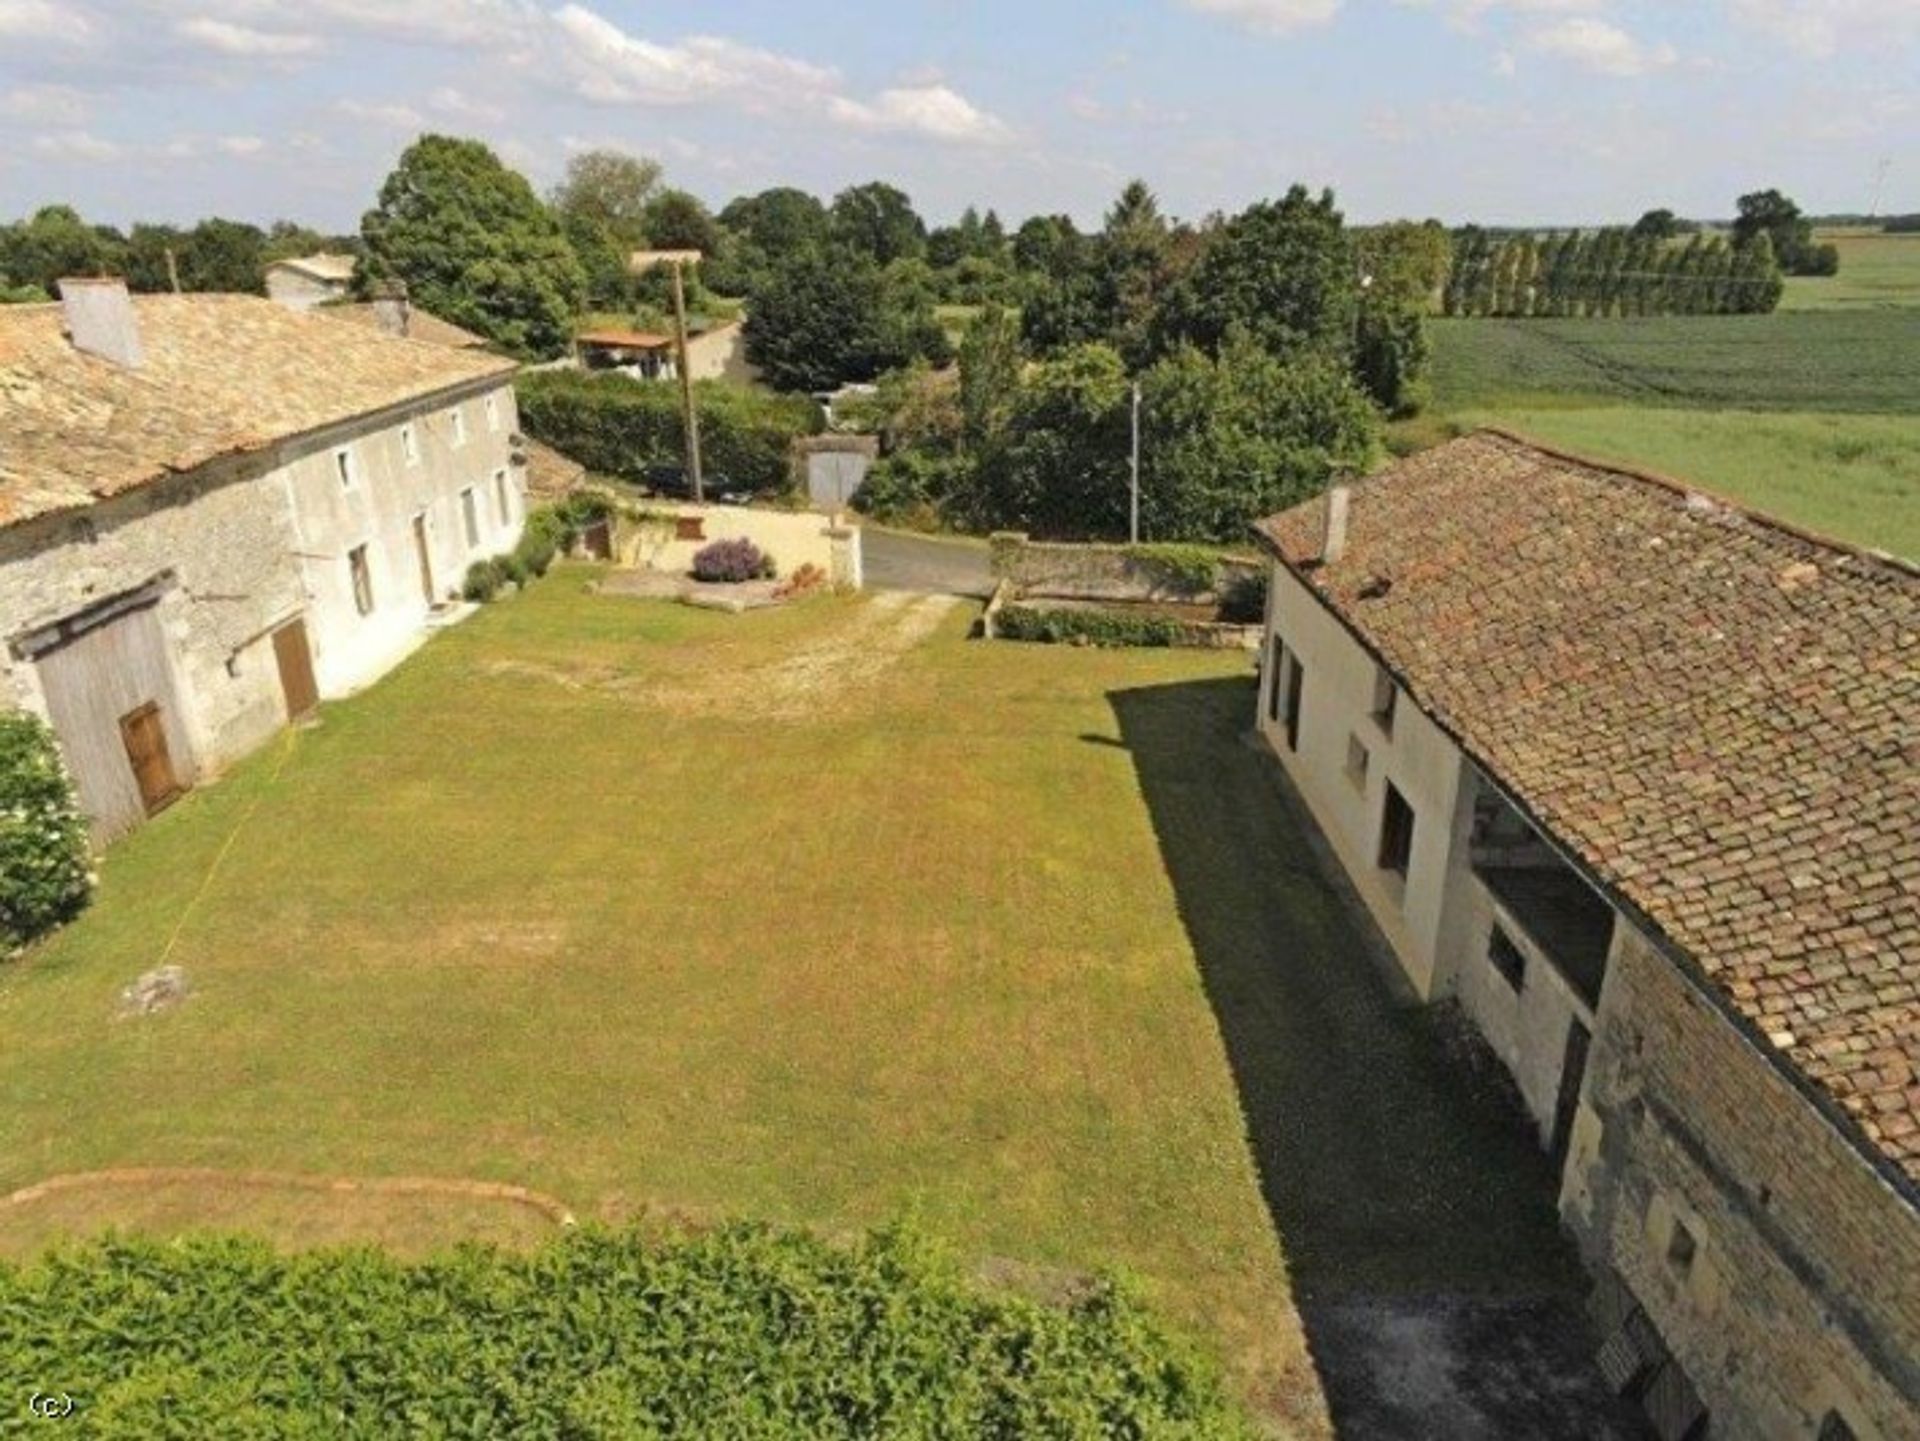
[32,593,196,840]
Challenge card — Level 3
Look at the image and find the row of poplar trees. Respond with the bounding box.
[1443,227,1784,318]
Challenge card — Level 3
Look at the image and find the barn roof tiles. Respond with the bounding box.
[0,293,513,530]
[1255,430,1920,1186]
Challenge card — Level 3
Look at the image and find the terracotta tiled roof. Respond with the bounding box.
[318,303,489,350]
[0,294,514,530]
[1255,431,1920,1186]
[576,328,673,350]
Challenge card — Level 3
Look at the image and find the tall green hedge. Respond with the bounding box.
[0,1223,1252,1437]
[516,372,822,496]
[0,711,91,951]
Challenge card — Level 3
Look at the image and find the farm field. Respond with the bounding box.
[1782,229,1920,311]
[1420,305,1920,558]
[0,577,1585,1430]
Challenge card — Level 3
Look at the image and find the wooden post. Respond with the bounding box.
[163,247,182,295]
[670,260,704,503]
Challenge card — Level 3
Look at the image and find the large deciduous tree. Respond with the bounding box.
[361,135,585,359]
[829,182,926,266]
[743,248,947,392]
[1153,186,1354,361]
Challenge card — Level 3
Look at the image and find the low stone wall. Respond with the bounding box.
[617,503,860,589]
[988,532,1263,603]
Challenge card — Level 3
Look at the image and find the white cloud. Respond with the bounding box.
[1492,48,1517,76]
[1182,0,1343,34]
[175,17,320,56]
[335,98,426,128]
[428,85,505,123]
[30,129,119,160]
[1528,17,1676,76]
[828,84,1012,144]
[1725,0,1920,59]
[0,83,89,124]
[216,133,265,155]
[157,0,538,50]
[0,0,89,41]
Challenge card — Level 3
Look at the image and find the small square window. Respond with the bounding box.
[1666,1216,1698,1277]
[348,544,374,616]
[334,447,356,491]
[401,423,419,466]
[1371,665,1397,735]
[1488,927,1526,990]
[461,487,480,548]
[1379,783,1414,878]
[450,406,467,447]
[1345,734,1369,789]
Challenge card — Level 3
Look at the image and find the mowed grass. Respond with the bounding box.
[1782,229,1920,311]
[0,582,1309,1416]
[1420,306,1920,557]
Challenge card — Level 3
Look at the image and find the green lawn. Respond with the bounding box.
[0,578,1580,1428]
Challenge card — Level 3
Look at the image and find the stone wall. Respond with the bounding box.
[617,503,858,587]
[0,457,304,783]
[1562,925,1920,1439]
[989,532,1262,603]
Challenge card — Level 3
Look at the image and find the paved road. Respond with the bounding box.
[861,528,994,598]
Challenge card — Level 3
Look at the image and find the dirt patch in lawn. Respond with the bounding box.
[481,592,961,718]
[0,1170,571,1260]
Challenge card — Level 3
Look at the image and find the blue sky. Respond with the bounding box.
[1,1,1914,230]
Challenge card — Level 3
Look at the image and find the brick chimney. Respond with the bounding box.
[58,277,142,369]
[370,280,411,339]
[1321,484,1352,565]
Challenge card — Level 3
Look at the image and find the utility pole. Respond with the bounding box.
[1129,380,1141,545]
[669,257,704,503]
[163,246,182,295]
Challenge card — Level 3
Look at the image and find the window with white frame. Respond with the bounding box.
[348,544,374,616]
[493,468,511,525]
[401,423,419,467]
[461,487,480,548]
[450,406,467,448]
[334,447,356,491]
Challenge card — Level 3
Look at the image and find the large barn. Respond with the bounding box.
[1253,431,1918,1441]
[0,281,524,840]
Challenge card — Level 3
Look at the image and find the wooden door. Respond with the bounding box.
[413,514,435,604]
[119,702,182,816]
[32,590,195,839]
[1550,1017,1592,1167]
[272,619,320,721]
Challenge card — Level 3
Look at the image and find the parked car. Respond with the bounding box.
[641,465,752,506]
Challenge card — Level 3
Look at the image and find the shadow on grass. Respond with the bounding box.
[1109,676,1645,1439]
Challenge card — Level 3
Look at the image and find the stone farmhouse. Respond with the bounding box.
[0,281,522,840]
[1252,431,1918,1440]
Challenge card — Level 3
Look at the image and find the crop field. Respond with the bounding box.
[1419,293,1920,557]
[1782,229,1920,311]
[1426,310,1918,415]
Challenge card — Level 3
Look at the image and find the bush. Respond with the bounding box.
[0,712,91,951]
[516,372,823,497]
[852,450,968,527]
[995,604,1185,648]
[0,1224,1252,1436]
[462,558,507,602]
[691,537,774,583]
[1217,569,1269,625]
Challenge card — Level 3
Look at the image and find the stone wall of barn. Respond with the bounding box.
[0,455,305,783]
[1561,923,1920,1439]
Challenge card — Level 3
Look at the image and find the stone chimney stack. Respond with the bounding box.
[1321,483,1352,565]
[58,277,143,369]
[371,280,411,340]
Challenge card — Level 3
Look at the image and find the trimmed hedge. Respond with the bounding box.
[516,371,823,496]
[0,1223,1253,1437]
[0,711,91,951]
[995,604,1186,649]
